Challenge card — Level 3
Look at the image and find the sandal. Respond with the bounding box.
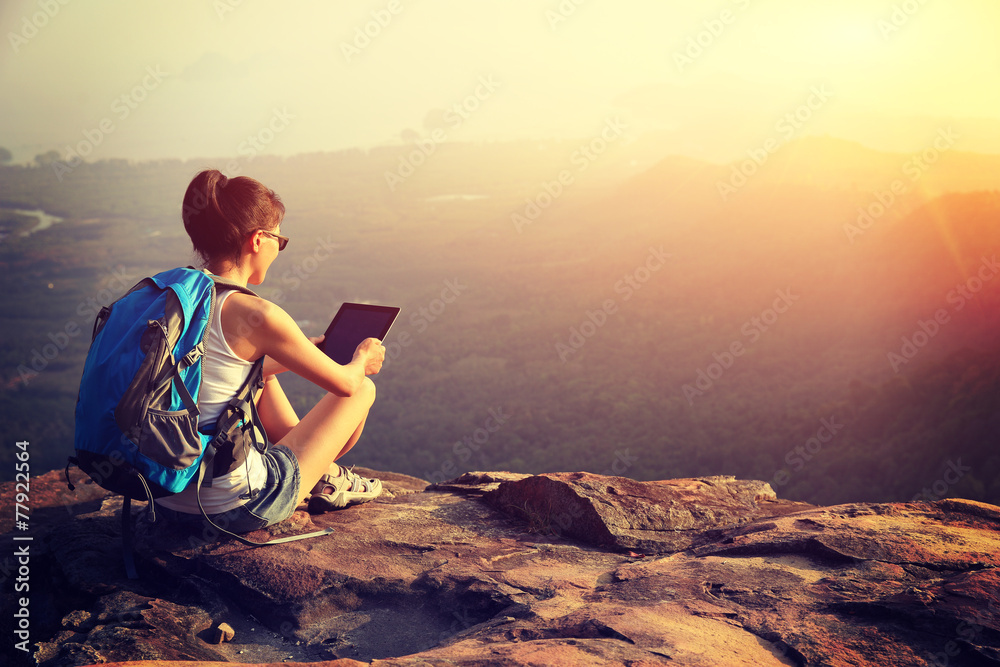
[307,465,382,513]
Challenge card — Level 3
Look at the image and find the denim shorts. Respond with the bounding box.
[154,444,302,535]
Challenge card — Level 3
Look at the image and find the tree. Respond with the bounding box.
[34,150,60,166]
[0,147,12,164]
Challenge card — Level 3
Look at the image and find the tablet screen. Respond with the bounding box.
[321,303,400,365]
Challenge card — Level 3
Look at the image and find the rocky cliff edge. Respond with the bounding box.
[2,468,999,666]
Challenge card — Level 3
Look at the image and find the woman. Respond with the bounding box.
[156,169,385,534]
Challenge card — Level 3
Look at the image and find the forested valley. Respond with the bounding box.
[2,137,998,506]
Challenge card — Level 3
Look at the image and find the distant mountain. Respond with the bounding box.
[623,135,1000,207]
[758,135,1000,194]
[800,345,1000,506]
[846,191,1000,353]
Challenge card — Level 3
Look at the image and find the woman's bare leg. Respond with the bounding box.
[275,377,377,501]
[256,376,300,443]
[335,415,368,462]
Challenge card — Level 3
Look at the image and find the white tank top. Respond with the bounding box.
[158,289,267,515]
[200,289,254,424]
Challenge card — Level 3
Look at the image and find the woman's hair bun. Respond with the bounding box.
[182,169,284,266]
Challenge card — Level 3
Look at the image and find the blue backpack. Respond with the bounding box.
[68,267,329,576]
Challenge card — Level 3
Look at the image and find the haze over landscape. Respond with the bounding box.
[2,1,999,507]
[4,0,1000,161]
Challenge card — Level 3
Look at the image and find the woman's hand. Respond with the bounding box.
[353,337,385,375]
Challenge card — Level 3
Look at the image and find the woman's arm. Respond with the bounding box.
[260,334,325,377]
[221,293,383,396]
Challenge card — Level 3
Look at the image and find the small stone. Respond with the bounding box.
[207,622,236,644]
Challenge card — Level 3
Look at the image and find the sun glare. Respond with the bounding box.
[827,21,883,52]
[751,15,885,70]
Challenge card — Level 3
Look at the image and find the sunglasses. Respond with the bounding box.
[258,229,289,251]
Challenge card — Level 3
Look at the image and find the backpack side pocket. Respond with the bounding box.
[138,407,200,469]
[115,317,201,470]
[116,319,171,443]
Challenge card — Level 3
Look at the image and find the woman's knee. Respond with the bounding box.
[359,376,376,406]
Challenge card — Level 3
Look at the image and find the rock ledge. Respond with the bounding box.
[2,469,999,666]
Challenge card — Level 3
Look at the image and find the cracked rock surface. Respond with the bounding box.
[2,469,999,666]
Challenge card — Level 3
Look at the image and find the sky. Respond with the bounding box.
[1,0,999,165]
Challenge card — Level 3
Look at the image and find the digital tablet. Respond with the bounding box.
[320,302,400,365]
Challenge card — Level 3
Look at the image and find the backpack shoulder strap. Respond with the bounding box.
[205,356,267,480]
[190,267,262,299]
[193,269,269,480]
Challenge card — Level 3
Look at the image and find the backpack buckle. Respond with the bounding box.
[182,343,205,367]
